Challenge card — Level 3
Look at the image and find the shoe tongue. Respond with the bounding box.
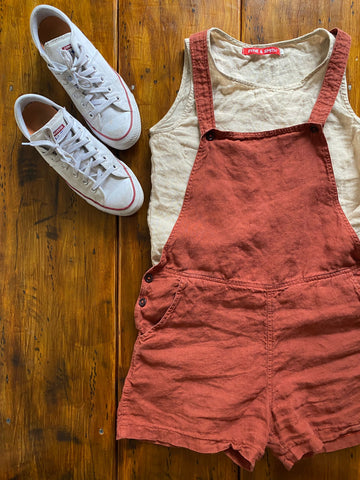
[30,109,68,143]
[44,32,77,64]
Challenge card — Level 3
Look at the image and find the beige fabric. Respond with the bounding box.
[148,27,360,265]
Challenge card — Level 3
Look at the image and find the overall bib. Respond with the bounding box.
[117,28,360,471]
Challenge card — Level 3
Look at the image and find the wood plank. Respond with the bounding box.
[241,1,360,478]
[0,1,118,478]
[117,0,241,478]
[3,0,360,478]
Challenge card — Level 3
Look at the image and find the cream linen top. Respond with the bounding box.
[148,28,360,265]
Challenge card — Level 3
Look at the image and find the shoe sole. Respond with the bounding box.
[66,171,144,216]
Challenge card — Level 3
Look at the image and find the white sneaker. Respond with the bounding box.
[14,94,144,215]
[30,4,141,150]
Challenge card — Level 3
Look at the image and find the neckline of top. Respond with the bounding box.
[206,27,334,92]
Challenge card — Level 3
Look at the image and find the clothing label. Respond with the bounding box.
[242,47,282,56]
[61,44,75,56]
[53,123,66,141]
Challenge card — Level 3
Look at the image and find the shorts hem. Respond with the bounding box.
[321,424,360,455]
[116,421,261,471]
[276,424,360,470]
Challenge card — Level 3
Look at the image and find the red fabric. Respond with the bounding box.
[117,28,360,471]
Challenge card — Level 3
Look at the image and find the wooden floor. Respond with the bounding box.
[2,0,360,478]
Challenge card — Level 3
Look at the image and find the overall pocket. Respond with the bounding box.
[134,273,186,337]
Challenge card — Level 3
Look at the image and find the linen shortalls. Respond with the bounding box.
[117,28,360,471]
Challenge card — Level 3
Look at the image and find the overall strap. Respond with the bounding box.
[189,30,216,136]
[309,28,351,125]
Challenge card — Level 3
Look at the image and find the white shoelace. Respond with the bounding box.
[48,44,121,116]
[23,110,118,190]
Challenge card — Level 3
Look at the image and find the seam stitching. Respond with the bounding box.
[160,265,360,290]
[117,420,254,449]
[266,292,274,439]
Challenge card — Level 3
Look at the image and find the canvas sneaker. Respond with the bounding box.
[30,4,141,150]
[14,94,144,215]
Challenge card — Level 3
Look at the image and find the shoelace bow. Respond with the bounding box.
[23,111,119,190]
[48,44,120,116]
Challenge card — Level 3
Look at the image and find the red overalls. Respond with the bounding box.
[117,28,360,471]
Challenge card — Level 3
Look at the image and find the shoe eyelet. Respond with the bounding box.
[107,87,112,92]
[116,96,120,101]
[81,102,86,107]
[90,187,96,192]
[72,172,78,178]
[89,113,94,118]
[100,76,104,82]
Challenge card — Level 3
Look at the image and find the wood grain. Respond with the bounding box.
[1,1,118,479]
[2,0,360,478]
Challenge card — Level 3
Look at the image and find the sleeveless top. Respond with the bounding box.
[148,27,360,265]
